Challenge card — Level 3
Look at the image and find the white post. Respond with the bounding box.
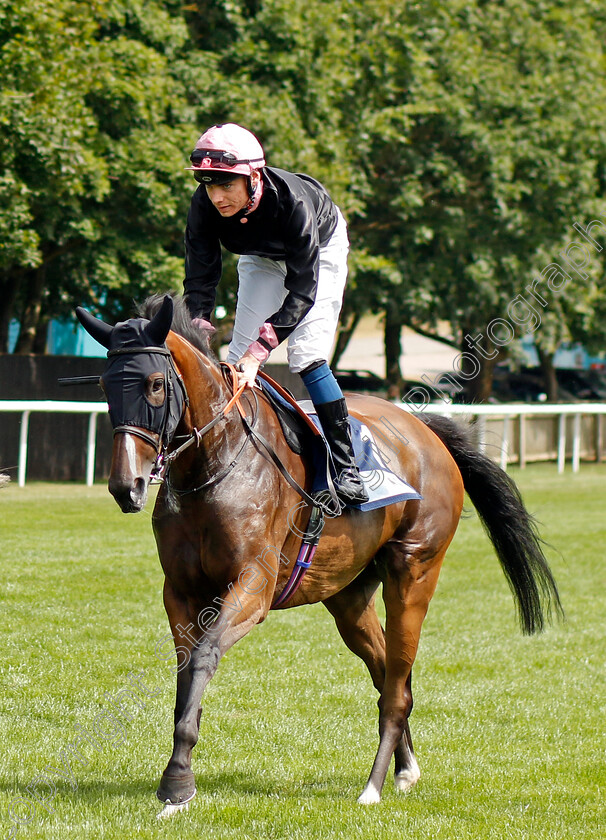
[476,415,486,453]
[519,414,526,468]
[18,410,31,487]
[500,416,509,471]
[86,412,98,487]
[572,413,581,473]
[557,414,566,473]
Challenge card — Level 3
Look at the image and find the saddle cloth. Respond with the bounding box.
[258,377,422,512]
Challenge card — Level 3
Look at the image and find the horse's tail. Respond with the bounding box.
[422,412,564,635]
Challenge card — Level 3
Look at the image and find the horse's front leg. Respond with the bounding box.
[157,577,271,815]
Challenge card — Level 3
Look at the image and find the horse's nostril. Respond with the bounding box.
[108,475,148,512]
[130,477,147,504]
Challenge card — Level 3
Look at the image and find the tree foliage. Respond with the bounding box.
[1,0,606,407]
[0,0,195,350]
[335,0,606,397]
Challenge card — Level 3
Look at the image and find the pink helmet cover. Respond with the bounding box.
[187,123,266,177]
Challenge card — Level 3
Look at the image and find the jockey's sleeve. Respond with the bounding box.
[183,199,222,321]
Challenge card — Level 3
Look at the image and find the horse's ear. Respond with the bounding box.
[75,307,113,349]
[144,295,174,346]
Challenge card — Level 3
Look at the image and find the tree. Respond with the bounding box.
[338,0,606,400]
[2,0,606,404]
[0,0,196,351]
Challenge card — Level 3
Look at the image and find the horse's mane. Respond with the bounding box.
[138,293,219,364]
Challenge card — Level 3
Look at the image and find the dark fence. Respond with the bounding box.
[0,355,305,482]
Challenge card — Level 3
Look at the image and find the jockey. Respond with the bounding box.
[183,123,368,505]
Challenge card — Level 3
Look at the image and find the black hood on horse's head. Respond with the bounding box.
[75,296,184,444]
[76,295,174,350]
[109,317,163,351]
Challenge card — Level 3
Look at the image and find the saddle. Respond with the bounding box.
[255,370,422,513]
[256,371,318,455]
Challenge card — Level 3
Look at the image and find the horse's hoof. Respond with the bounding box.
[357,782,381,805]
[394,758,420,792]
[157,796,194,819]
[156,771,196,808]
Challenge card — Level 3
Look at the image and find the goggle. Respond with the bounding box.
[189,148,264,169]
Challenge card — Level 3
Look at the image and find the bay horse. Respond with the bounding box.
[76,294,562,815]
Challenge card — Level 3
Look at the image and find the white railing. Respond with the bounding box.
[396,401,606,473]
[1,399,606,486]
[0,400,106,487]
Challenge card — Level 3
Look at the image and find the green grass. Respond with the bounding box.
[0,464,604,839]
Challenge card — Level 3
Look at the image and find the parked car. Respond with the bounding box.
[492,366,606,403]
[338,364,606,403]
[399,377,461,403]
[442,365,600,404]
[334,369,388,394]
[555,368,606,400]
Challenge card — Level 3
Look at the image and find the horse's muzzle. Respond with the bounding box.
[108,430,156,513]
[109,475,149,513]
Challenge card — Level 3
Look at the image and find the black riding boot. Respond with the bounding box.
[314,398,369,505]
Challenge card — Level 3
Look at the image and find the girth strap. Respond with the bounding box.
[272,504,325,608]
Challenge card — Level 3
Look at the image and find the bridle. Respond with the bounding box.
[106,345,186,456]
[157,362,249,491]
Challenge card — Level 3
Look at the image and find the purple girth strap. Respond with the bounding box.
[271,543,318,609]
[271,505,324,609]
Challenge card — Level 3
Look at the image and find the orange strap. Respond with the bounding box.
[221,362,248,419]
[221,363,322,438]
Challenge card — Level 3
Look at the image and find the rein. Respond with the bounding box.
[161,360,338,513]
[160,359,331,608]
[161,364,250,495]
[108,345,333,607]
[163,367,247,468]
[104,342,338,514]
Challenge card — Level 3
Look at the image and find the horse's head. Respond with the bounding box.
[76,296,187,513]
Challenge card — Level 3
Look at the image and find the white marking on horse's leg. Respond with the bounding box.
[157,799,192,819]
[357,782,381,805]
[394,754,420,792]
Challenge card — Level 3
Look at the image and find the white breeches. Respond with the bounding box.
[227,210,349,374]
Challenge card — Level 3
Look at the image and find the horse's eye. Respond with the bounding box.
[146,373,166,406]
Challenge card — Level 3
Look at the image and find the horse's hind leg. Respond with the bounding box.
[393,674,420,792]
[323,563,386,691]
[356,547,445,804]
[323,562,421,798]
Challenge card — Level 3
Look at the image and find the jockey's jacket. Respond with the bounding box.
[183,166,339,346]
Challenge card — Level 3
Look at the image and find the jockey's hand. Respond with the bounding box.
[191,317,216,333]
[235,351,261,388]
[191,317,216,349]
